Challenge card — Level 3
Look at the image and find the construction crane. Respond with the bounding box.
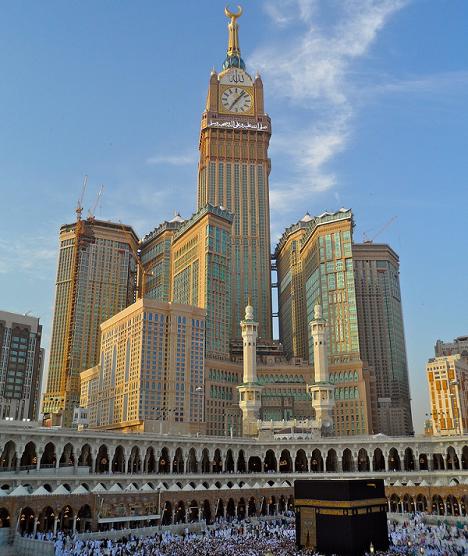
[362,216,397,244]
[76,175,88,221]
[88,185,104,220]
[119,222,152,299]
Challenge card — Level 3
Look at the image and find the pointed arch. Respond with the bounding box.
[201,449,210,473]
[295,449,308,472]
[446,446,460,470]
[264,450,277,472]
[403,447,415,471]
[59,443,75,467]
[279,449,292,473]
[40,442,56,467]
[96,445,109,473]
[357,448,370,472]
[388,448,401,471]
[187,448,198,473]
[159,447,170,473]
[172,447,184,474]
[326,449,337,472]
[372,448,385,472]
[311,449,324,472]
[112,446,125,473]
[342,448,354,472]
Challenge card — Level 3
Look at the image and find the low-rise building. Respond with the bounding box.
[435,336,468,362]
[427,354,468,435]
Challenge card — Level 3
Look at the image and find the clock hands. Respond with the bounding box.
[229,90,246,110]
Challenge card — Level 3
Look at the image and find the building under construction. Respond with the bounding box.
[42,215,138,427]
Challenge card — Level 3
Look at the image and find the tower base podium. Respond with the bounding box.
[295,479,389,556]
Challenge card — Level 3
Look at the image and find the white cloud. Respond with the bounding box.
[146,151,197,166]
[249,0,408,211]
[0,237,56,277]
[363,70,468,96]
[264,0,317,26]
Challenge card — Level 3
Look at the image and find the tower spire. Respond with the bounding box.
[223,6,245,70]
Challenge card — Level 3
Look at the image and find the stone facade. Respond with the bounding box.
[80,299,206,434]
[427,354,468,436]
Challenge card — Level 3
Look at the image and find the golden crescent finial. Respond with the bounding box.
[225,5,243,21]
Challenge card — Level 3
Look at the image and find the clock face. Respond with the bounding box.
[221,87,252,113]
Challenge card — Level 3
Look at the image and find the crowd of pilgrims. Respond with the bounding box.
[31,513,467,556]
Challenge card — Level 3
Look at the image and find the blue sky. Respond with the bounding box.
[1,0,467,433]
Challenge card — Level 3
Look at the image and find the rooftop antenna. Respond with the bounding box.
[76,175,88,221]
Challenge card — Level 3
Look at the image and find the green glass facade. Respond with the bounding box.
[302,211,360,365]
[141,221,183,301]
[172,205,233,358]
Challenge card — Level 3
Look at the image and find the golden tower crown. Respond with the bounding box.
[223,5,245,70]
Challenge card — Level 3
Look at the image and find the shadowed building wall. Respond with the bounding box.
[0,311,43,421]
[353,243,413,436]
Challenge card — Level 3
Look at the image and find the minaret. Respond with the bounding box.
[238,302,262,436]
[308,303,335,435]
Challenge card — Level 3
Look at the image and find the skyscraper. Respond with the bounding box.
[42,216,138,426]
[353,243,413,436]
[276,209,375,436]
[171,205,233,358]
[276,209,360,364]
[197,7,272,341]
[0,310,43,421]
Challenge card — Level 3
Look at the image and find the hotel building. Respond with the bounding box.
[427,354,467,436]
[80,298,205,433]
[171,205,233,358]
[276,209,375,436]
[197,9,273,342]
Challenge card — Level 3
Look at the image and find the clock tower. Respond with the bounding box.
[198,6,272,341]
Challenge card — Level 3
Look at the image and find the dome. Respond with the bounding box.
[301,212,313,222]
[222,54,245,71]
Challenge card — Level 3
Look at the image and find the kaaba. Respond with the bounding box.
[295,479,389,555]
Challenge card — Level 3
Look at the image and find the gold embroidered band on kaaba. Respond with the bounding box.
[295,498,387,509]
